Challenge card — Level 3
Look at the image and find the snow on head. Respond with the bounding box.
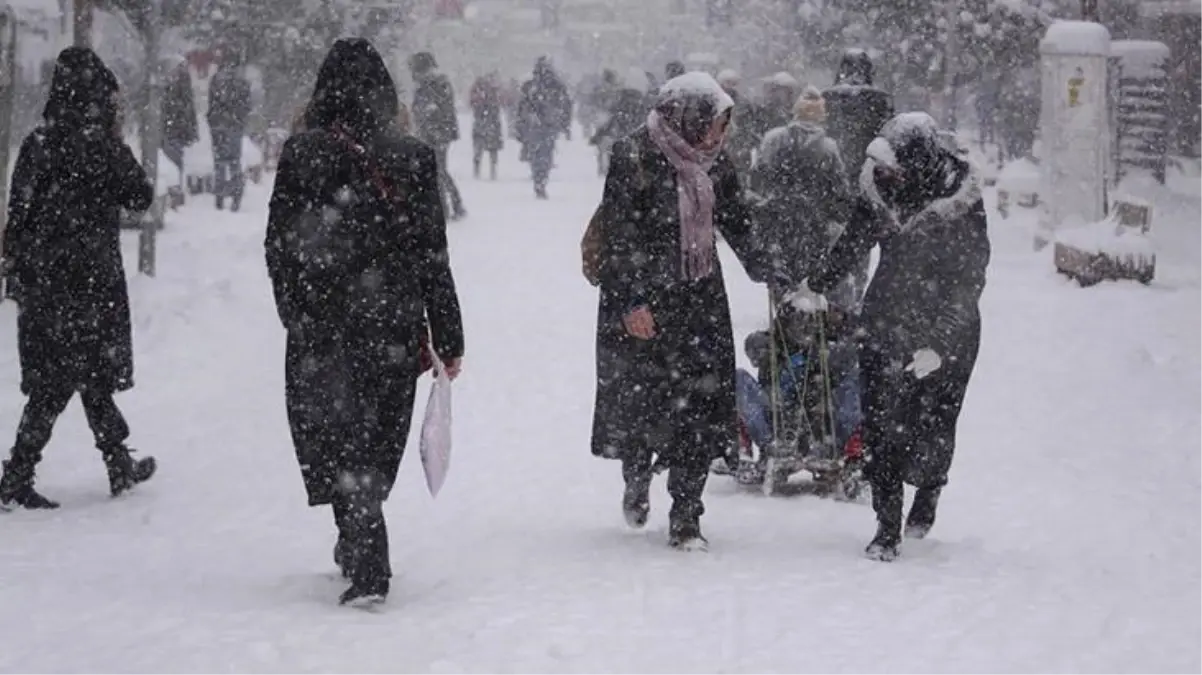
[880,111,940,146]
[1040,20,1112,56]
[657,71,735,114]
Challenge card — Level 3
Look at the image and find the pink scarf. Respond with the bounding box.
[646,110,724,281]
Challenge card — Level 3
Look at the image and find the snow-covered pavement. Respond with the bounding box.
[0,133,1197,672]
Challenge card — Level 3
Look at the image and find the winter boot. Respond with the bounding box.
[865,482,904,562]
[905,486,943,540]
[668,515,708,552]
[102,445,156,498]
[0,459,59,510]
[339,578,389,608]
[215,196,224,211]
[621,461,652,529]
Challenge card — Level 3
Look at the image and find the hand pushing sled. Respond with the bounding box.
[713,292,865,500]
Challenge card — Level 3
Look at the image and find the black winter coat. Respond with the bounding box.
[413,73,460,146]
[811,155,989,366]
[518,73,571,145]
[749,121,852,291]
[265,129,464,505]
[208,66,251,132]
[591,128,766,468]
[4,49,154,396]
[822,84,893,183]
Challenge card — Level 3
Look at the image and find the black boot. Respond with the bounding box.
[905,486,943,540]
[866,482,904,562]
[621,460,652,529]
[215,196,224,210]
[0,459,59,510]
[102,445,156,498]
[667,463,708,551]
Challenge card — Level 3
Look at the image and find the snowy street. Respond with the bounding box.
[0,131,1198,672]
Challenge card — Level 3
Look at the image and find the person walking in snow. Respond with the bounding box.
[265,38,465,606]
[409,51,467,220]
[469,71,504,180]
[589,67,650,177]
[0,47,157,510]
[803,112,990,562]
[517,56,572,199]
[207,49,252,212]
[746,86,863,454]
[590,72,770,550]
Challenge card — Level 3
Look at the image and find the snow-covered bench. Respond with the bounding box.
[1054,198,1156,286]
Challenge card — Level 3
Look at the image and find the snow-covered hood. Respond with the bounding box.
[656,72,735,115]
[859,139,982,233]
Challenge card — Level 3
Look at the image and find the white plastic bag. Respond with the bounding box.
[419,357,453,497]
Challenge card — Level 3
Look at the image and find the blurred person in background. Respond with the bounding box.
[208,49,252,212]
[410,51,466,220]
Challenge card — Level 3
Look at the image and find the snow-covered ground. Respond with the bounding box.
[0,129,1198,673]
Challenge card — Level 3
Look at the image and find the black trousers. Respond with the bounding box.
[211,127,244,203]
[528,137,556,191]
[858,332,979,492]
[8,386,129,470]
[433,143,464,215]
[622,450,709,526]
[332,490,390,592]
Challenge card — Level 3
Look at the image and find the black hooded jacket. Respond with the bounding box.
[267,38,463,359]
[518,59,572,143]
[3,47,153,394]
[811,114,989,362]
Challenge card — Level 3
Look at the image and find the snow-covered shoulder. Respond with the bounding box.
[1040,20,1111,56]
[658,71,735,114]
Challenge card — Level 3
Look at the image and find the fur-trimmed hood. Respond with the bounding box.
[858,113,982,233]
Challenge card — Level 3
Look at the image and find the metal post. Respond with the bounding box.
[0,10,16,300]
[138,0,162,277]
[943,0,960,130]
[74,0,93,47]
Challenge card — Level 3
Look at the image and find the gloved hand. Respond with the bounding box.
[905,348,943,379]
[782,279,828,314]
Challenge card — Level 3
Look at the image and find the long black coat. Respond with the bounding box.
[266,126,464,506]
[3,48,153,396]
[811,151,989,488]
[591,128,766,469]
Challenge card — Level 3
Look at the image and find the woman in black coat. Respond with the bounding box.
[591,73,767,551]
[265,38,464,606]
[0,47,156,510]
[807,113,990,561]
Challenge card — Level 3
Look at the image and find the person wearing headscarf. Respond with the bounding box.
[0,47,156,510]
[265,38,465,606]
[804,112,990,561]
[589,72,770,551]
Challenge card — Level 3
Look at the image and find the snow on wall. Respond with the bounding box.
[1040,20,1111,57]
[1111,40,1171,78]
